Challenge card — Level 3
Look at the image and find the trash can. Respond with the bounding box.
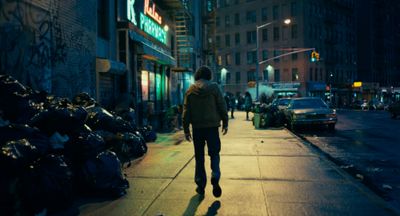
[253,113,261,129]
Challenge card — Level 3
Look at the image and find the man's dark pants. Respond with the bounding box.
[192,127,221,189]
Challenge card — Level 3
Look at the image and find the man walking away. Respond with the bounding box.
[183,66,228,198]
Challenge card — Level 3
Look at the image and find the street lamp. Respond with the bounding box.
[221,67,228,91]
[255,18,291,100]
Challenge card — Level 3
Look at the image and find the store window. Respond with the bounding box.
[141,70,149,101]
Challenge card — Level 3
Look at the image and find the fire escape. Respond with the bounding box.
[175,10,193,72]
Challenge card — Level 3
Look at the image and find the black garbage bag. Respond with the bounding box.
[64,131,106,167]
[86,106,134,133]
[111,132,147,162]
[138,126,157,142]
[0,74,28,95]
[94,130,119,149]
[0,175,20,216]
[0,139,40,176]
[72,92,96,107]
[0,124,51,155]
[115,108,137,129]
[21,154,74,214]
[29,104,88,136]
[78,150,129,198]
[0,75,44,123]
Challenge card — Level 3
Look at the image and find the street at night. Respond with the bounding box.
[2,0,400,215]
[297,109,400,209]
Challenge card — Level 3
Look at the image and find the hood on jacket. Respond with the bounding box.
[187,79,216,97]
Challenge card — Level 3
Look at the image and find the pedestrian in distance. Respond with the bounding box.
[230,95,236,119]
[182,66,229,198]
[244,91,253,120]
[224,93,231,117]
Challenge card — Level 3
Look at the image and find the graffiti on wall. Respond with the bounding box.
[0,0,95,96]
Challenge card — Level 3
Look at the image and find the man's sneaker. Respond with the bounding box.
[211,178,222,197]
[196,186,205,195]
[212,184,222,197]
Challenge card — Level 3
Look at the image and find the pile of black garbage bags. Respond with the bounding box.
[0,75,156,215]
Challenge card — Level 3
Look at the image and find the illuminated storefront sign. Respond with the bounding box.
[127,0,168,45]
[127,0,138,25]
[144,0,162,24]
[353,81,362,88]
[140,13,167,44]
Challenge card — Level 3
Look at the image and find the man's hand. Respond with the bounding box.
[185,132,192,142]
[222,127,228,135]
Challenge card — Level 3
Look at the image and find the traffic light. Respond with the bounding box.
[311,51,320,62]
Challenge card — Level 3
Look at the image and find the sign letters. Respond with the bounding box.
[144,0,162,24]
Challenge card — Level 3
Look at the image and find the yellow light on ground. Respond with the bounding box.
[353,81,362,88]
[164,25,169,32]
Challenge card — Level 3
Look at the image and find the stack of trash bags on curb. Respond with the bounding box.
[252,102,285,128]
[0,75,157,215]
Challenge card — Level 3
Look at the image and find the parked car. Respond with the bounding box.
[368,99,384,110]
[270,98,291,126]
[271,98,291,111]
[388,101,400,118]
[284,97,338,130]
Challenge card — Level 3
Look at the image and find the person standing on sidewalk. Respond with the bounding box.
[244,92,253,120]
[182,66,228,197]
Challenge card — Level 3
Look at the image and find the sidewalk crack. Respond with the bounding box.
[141,155,195,216]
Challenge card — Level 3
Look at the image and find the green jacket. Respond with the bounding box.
[182,79,228,134]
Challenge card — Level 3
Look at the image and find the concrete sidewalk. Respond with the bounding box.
[80,111,397,216]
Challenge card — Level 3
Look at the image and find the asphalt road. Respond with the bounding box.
[295,109,400,209]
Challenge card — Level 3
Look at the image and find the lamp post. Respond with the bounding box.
[329,72,334,105]
[221,67,228,92]
[255,18,291,100]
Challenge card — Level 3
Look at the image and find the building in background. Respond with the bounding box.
[356,0,400,102]
[212,0,357,106]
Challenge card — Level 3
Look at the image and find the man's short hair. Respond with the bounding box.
[194,66,212,81]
